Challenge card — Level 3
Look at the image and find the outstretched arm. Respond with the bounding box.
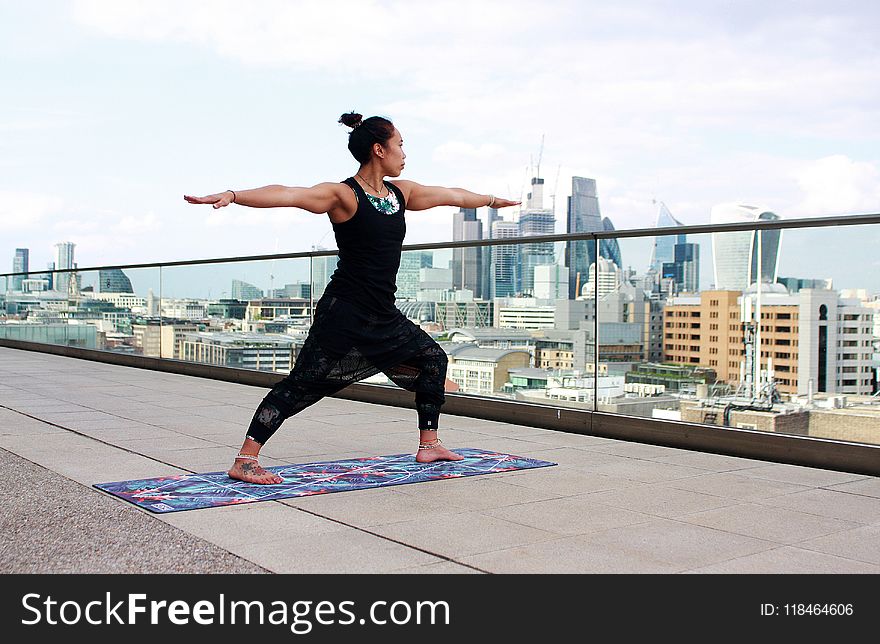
[393,180,519,211]
[184,183,346,213]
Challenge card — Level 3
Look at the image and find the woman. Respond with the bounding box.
[185,112,519,484]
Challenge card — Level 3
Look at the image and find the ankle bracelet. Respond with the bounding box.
[418,439,442,450]
[236,453,259,461]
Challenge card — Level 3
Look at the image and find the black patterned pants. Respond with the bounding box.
[244,301,448,445]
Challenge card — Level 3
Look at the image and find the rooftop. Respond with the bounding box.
[2,345,879,574]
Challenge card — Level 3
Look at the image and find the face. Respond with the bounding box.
[376,129,406,176]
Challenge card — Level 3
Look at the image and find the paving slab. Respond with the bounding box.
[370,511,559,558]
[666,472,811,501]
[686,546,880,574]
[484,494,654,536]
[824,478,880,499]
[796,524,880,565]
[228,527,442,574]
[585,483,740,518]
[732,462,868,487]
[757,488,880,524]
[678,503,862,544]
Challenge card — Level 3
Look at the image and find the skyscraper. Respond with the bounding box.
[310,246,339,301]
[99,268,134,293]
[396,250,433,300]
[54,242,75,294]
[566,177,603,299]
[12,248,29,291]
[518,177,555,295]
[486,207,501,238]
[491,220,520,298]
[662,242,700,293]
[649,201,686,273]
[482,206,501,298]
[452,208,483,298]
[711,203,781,290]
[599,217,622,269]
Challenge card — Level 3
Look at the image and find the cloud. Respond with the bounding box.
[71,0,537,75]
[203,208,314,229]
[0,191,65,230]
[432,141,506,164]
[793,155,880,216]
[114,212,163,234]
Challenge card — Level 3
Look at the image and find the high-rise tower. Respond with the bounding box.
[711,204,781,290]
[12,248,29,291]
[649,202,685,273]
[491,220,520,298]
[54,242,76,294]
[452,208,484,297]
[566,177,603,299]
[518,177,555,295]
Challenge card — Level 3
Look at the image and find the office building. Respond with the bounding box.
[311,247,339,301]
[490,220,520,298]
[661,242,700,294]
[518,178,555,295]
[272,282,311,300]
[663,289,874,396]
[231,279,263,300]
[396,251,433,300]
[99,268,134,293]
[444,345,531,395]
[180,331,297,373]
[649,202,685,273]
[711,203,782,290]
[54,242,76,295]
[452,208,483,298]
[12,248,29,292]
[534,263,568,300]
[582,257,624,298]
[566,177,603,299]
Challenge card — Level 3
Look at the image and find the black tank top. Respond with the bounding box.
[322,177,407,314]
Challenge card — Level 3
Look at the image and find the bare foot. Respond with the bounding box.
[227,458,284,484]
[416,441,465,463]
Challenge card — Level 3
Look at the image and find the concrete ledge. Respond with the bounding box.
[3,338,878,477]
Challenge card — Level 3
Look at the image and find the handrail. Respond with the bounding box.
[3,212,879,278]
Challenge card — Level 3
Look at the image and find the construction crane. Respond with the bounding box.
[536,134,544,179]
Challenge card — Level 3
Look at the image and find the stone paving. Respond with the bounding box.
[2,346,879,574]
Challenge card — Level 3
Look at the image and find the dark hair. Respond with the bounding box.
[338,112,396,164]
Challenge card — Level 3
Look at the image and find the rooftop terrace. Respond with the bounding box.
[2,346,879,574]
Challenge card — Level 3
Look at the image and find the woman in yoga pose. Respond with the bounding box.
[185,112,518,484]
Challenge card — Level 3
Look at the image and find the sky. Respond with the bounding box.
[1,0,879,294]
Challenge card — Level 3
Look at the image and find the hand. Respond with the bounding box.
[184,191,235,209]
[492,197,520,209]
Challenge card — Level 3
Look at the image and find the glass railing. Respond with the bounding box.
[3,213,879,447]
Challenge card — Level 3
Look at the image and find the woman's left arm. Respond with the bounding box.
[394,180,519,211]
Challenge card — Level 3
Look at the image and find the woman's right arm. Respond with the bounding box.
[184,183,346,213]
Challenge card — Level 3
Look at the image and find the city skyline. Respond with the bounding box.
[2,2,879,275]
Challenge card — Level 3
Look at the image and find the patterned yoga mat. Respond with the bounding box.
[94,448,557,513]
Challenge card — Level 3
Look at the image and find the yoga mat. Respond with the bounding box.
[94,448,557,513]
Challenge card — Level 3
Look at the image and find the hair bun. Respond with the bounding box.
[338,112,363,129]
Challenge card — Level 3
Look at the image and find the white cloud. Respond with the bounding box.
[433,142,505,164]
[0,191,64,231]
[203,208,314,229]
[794,155,880,216]
[114,212,162,234]
[72,0,537,75]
